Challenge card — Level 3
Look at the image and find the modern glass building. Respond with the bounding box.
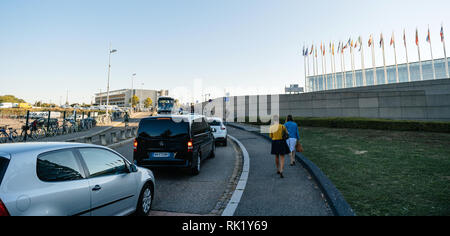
[307,57,450,91]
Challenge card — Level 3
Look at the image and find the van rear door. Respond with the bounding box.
[137,117,190,155]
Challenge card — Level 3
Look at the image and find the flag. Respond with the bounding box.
[332,43,335,55]
[441,25,445,42]
[351,40,354,48]
[310,45,314,55]
[403,29,407,46]
[323,42,326,55]
[315,48,317,57]
[426,28,431,43]
[368,35,373,47]
[358,36,362,51]
[354,40,358,49]
[416,28,419,46]
[343,40,348,51]
[380,33,384,48]
[390,32,395,46]
[305,48,309,56]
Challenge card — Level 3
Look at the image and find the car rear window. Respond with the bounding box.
[138,118,189,138]
[37,150,85,182]
[208,120,222,126]
[0,157,10,185]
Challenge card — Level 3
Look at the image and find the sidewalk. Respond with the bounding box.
[227,125,332,216]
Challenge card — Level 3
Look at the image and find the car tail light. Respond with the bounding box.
[133,139,138,152]
[0,199,10,216]
[221,126,226,130]
[187,139,193,152]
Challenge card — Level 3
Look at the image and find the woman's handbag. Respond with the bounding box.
[296,141,304,153]
[282,125,289,140]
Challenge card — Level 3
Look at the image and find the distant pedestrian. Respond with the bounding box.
[284,115,300,166]
[124,112,130,127]
[269,115,290,178]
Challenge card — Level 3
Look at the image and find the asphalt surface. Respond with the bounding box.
[227,126,332,216]
[113,140,237,215]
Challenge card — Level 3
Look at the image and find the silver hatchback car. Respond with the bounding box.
[0,142,155,216]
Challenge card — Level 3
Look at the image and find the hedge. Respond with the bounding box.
[242,117,450,133]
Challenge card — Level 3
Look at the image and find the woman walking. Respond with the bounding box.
[269,115,290,178]
[284,115,300,166]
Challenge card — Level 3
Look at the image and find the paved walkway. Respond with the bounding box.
[228,125,332,216]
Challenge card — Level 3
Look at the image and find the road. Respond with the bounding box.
[113,140,238,215]
[113,124,332,216]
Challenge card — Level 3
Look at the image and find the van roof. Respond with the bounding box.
[142,114,205,121]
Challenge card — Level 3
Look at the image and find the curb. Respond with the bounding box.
[227,123,356,216]
[221,135,250,216]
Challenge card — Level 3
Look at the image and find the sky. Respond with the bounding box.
[1,0,450,105]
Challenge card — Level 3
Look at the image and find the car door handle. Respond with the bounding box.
[92,185,102,191]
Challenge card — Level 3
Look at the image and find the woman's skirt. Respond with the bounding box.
[271,140,291,155]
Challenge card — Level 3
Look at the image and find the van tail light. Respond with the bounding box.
[187,139,193,152]
[0,199,10,216]
[133,139,138,152]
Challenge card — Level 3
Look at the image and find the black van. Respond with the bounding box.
[133,115,216,175]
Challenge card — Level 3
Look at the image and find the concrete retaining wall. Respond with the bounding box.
[203,78,450,122]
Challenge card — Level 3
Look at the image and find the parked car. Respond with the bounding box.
[0,143,155,216]
[133,115,216,175]
[207,117,228,146]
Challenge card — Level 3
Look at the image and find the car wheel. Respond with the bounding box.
[136,183,153,216]
[191,152,201,175]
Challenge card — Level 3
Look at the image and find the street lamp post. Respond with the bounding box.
[140,83,144,111]
[131,73,136,110]
[106,44,117,115]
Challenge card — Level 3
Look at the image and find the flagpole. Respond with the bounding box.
[315,47,319,91]
[428,26,436,80]
[350,42,356,87]
[342,44,347,88]
[333,43,337,89]
[417,28,424,81]
[303,47,308,93]
[323,43,328,90]
[360,36,367,86]
[404,29,411,82]
[329,43,334,89]
[381,33,388,84]
[444,24,449,78]
[371,35,377,85]
[392,32,399,83]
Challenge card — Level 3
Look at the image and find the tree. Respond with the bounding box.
[144,97,153,108]
[131,95,140,108]
[0,95,26,103]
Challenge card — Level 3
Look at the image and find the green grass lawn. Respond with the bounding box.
[299,127,450,216]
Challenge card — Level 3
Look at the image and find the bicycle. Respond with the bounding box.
[0,125,19,143]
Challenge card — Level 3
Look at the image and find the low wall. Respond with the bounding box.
[203,78,450,122]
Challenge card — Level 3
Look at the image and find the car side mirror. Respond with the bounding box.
[130,164,138,173]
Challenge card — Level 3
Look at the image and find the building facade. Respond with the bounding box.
[95,89,168,108]
[307,57,449,92]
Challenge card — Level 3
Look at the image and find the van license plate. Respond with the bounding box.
[152,152,170,158]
